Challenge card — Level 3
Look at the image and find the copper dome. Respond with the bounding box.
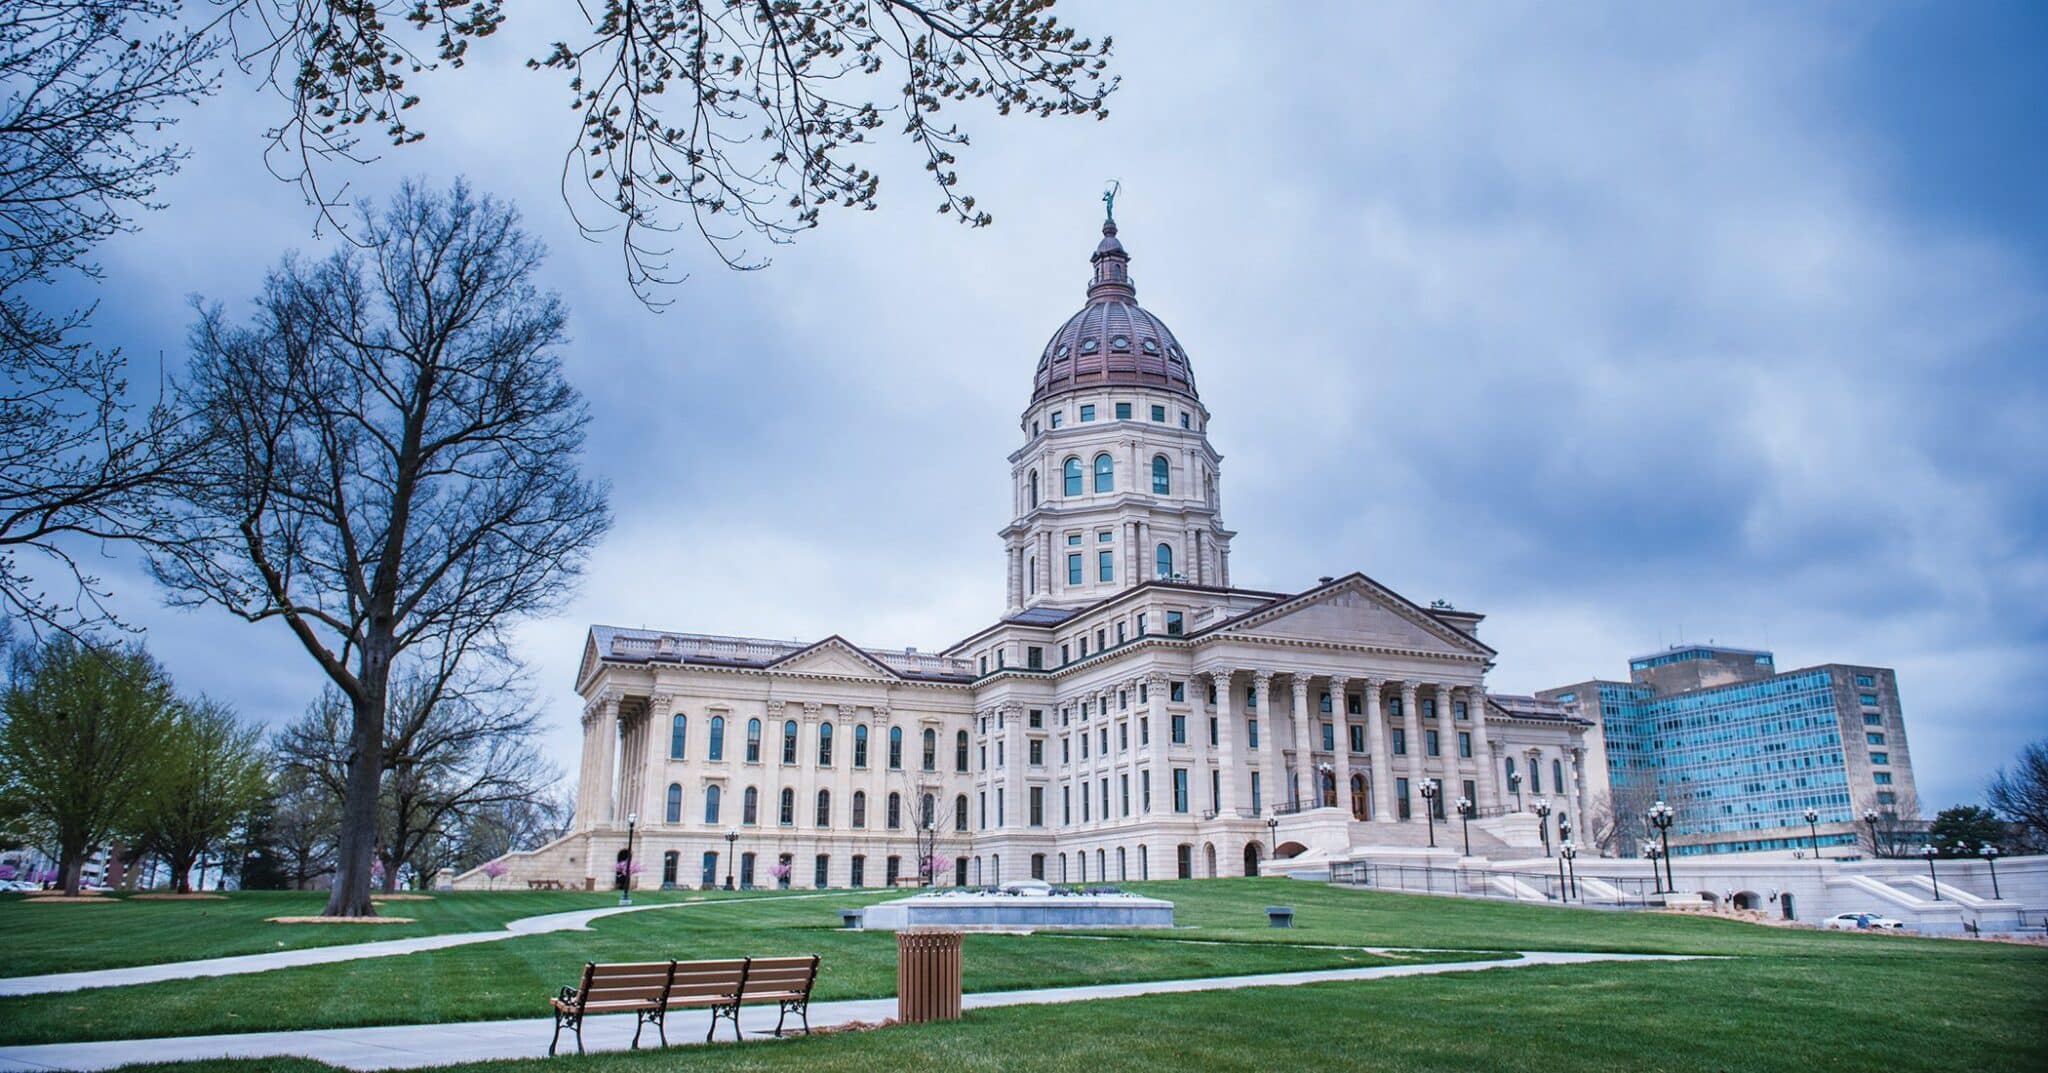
[1031,220,1198,405]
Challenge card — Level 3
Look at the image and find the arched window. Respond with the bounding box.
[743,717,759,762]
[818,721,834,766]
[779,787,795,826]
[921,727,937,771]
[703,784,721,824]
[1093,452,1114,493]
[781,720,798,764]
[815,789,831,827]
[665,783,682,823]
[954,794,969,832]
[887,791,903,829]
[742,786,759,825]
[921,793,935,828]
[854,724,869,767]
[1152,454,1170,494]
[1155,542,1173,580]
[1028,469,1039,508]
[955,730,969,773]
[1063,457,1082,496]
[708,715,725,761]
[852,791,868,828]
[1553,758,1565,791]
[888,726,903,769]
[1117,846,1127,881]
[670,714,687,759]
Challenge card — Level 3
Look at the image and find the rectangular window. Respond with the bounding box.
[1396,777,1411,819]
[1349,724,1365,753]
[1864,713,1883,726]
[1251,772,1262,813]
[1180,411,1191,428]
[1061,643,1071,664]
[1029,739,1044,766]
[1115,402,1132,419]
[850,855,865,888]
[1874,771,1893,785]
[1137,613,1148,635]
[1870,752,1889,765]
[1392,728,1407,755]
[1855,674,1876,687]
[1062,737,1071,763]
[1120,773,1131,816]
[1098,549,1114,582]
[1172,714,1186,743]
[1867,732,1886,745]
[1458,731,1472,758]
[1050,411,1063,428]
[1454,701,1468,720]
[1171,680,1185,702]
[1029,708,1043,728]
[1173,768,1189,813]
[1030,786,1044,827]
[1082,783,1090,821]
[814,855,829,888]
[1859,694,1879,706]
[1877,790,1897,805]
[1067,553,1082,585]
[1117,622,1127,644]
[1248,719,1259,748]
[1426,730,1440,757]
[1166,611,1184,635]
[997,788,1005,826]
[1210,769,1220,812]
[1142,770,1152,812]
[1027,646,1043,670]
[1321,722,1335,751]
[1209,717,1218,747]
[1080,404,1096,421]
[1422,699,1436,719]
[1151,404,1166,422]
[1063,785,1072,825]
[1068,532,1083,545]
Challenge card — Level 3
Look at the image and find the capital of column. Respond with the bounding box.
[644,691,675,715]
[766,699,785,717]
[1250,670,1275,690]
[834,702,859,722]
[873,705,891,721]
[801,701,823,719]
[1205,668,1235,691]
[1291,676,1310,700]
[1145,671,1172,690]
[1328,674,1350,693]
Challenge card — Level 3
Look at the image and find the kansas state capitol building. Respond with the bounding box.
[471,214,1599,891]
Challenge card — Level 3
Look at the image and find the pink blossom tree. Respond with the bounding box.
[481,860,509,890]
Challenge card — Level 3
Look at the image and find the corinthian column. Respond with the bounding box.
[1289,675,1313,809]
[1435,682,1459,795]
[1145,673,1169,814]
[1364,679,1392,821]
[1329,676,1352,817]
[1400,681,1423,820]
[1210,670,1238,815]
[1470,688,1499,809]
[1253,672,1280,815]
[595,692,620,826]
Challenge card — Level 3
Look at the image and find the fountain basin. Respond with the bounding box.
[857,880,1174,931]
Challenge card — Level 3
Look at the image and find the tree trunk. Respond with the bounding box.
[60,847,86,897]
[171,849,198,894]
[323,684,387,917]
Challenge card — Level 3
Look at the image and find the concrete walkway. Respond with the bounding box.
[0,894,839,997]
[0,951,1699,1071]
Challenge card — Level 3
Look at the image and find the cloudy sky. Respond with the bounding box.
[46,1,2047,813]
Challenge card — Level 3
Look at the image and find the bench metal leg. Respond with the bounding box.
[778,998,811,1037]
[708,1003,742,1042]
[549,1010,584,1057]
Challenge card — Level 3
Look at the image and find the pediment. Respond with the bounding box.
[1220,577,1491,658]
[765,636,901,680]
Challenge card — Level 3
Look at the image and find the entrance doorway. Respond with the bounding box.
[1243,842,1263,877]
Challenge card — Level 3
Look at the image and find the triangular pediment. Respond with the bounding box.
[1218,575,1493,658]
[765,636,902,680]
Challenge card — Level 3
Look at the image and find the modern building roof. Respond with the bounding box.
[1031,218,1199,405]
[1485,693,1592,726]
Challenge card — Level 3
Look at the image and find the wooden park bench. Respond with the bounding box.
[547,955,819,1055]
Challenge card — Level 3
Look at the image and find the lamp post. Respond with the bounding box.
[1980,844,2002,900]
[619,812,639,906]
[1647,800,1676,894]
[1560,840,1579,902]
[1803,807,1822,860]
[1508,771,1524,811]
[1419,779,1439,848]
[1456,796,1474,857]
[1919,844,1940,900]
[1533,798,1552,857]
[723,828,738,890]
[918,819,938,887]
[1862,807,1882,858]
[1644,843,1665,895]
[1266,816,1280,861]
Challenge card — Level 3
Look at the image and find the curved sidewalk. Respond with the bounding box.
[0,893,837,998]
[0,952,1701,1071]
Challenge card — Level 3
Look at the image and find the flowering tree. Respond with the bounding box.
[481,860,508,890]
[769,861,792,888]
[923,854,951,884]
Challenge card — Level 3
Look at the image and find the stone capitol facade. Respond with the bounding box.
[465,215,1601,891]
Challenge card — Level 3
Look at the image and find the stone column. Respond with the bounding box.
[1209,670,1238,815]
[1569,747,1589,830]
[1253,672,1280,815]
[1187,673,1211,815]
[642,693,675,824]
[1145,674,1169,814]
[1435,683,1459,796]
[578,700,599,831]
[1470,688,1498,809]
[799,702,823,835]
[1289,675,1313,810]
[1329,676,1352,817]
[596,692,620,826]
[1364,678,1392,821]
[833,704,856,836]
[1400,681,1423,820]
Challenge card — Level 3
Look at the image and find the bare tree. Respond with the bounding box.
[219,1,1116,301]
[0,637,176,894]
[1855,789,1923,859]
[152,181,608,916]
[1583,779,1660,858]
[0,1,218,634]
[1987,739,2048,853]
[262,765,338,888]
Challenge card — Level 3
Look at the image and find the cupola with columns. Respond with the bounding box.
[1003,212,1235,612]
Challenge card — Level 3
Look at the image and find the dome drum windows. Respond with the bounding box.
[1151,455,1170,495]
[1063,457,1083,497]
[1093,453,1114,493]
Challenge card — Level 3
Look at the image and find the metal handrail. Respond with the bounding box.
[1328,860,1666,908]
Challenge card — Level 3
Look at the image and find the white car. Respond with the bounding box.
[1825,912,1906,931]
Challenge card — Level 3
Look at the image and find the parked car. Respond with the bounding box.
[1825,912,1906,930]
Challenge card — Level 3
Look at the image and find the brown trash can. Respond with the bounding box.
[896,929,963,1022]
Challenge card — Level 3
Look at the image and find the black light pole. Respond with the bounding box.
[1919,844,1940,900]
[1980,845,2002,900]
[723,828,738,890]
[1863,808,1882,858]
[1457,796,1474,857]
[1533,799,1552,857]
[1648,800,1676,894]
[1508,772,1524,812]
[1419,779,1439,848]
[1803,807,1822,860]
[1560,840,1579,902]
[1266,816,1280,861]
[619,812,638,906]
[1644,843,1665,895]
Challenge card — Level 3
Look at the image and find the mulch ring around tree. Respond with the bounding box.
[21,895,119,903]
[266,916,419,924]
[809,1019,897,1037]
[370,893,435,901]
[132,893,227,900]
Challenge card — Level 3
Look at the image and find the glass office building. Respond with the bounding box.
[1540,645,1916,857]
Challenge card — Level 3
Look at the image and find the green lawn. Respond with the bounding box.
[102,942,2048,1073]
[0,889,715,976]
[0,883,1469,1045]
